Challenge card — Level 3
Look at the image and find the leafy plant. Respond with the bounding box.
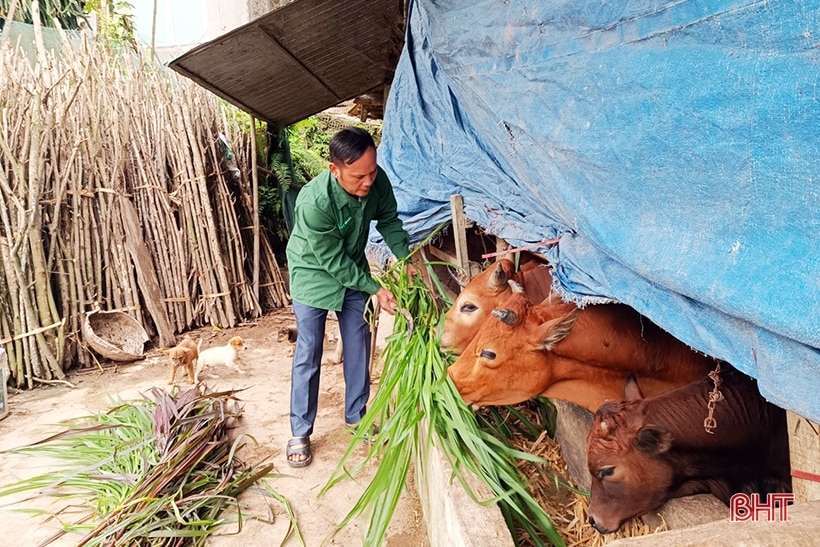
[0,386,301,546]
[261,117,334,254]
[84,0,137,50]
[0,0,136,50]
[1,0,88,30]
[288,116,332,173]
[271,117,333,192]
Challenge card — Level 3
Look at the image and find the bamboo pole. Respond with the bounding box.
[4,0,19,33]
[150,0,158,61]
[251,115,260,303]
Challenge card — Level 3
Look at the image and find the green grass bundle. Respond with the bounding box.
[324,257,565,547]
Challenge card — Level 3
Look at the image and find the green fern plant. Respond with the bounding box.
[1,0,87,29]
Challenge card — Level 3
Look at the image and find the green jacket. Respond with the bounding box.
[286,166,410,311]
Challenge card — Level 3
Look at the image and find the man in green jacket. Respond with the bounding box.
[285,127,411,467]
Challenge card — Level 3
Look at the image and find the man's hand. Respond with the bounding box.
[375,288,398,315]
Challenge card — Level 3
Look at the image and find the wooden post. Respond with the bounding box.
[449,194,471,281]
[250,115,260,304]
[5,0,19,32]
[787,411,820,501]
[150,0,158,61]
[119,198,176,347]
[495,237,511,261]
[0,348,8,421]
[410,248,434,292]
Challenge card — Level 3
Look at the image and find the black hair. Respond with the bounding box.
[329,127,375,165]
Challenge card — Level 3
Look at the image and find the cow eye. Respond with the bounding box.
[479,349,496,360]
[596,466,615,480]
[460,303,478,313]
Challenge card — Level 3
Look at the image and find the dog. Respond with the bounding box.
[195,336,247,381]
[278,325,298,357]
[163,335,200,385]
[277,324,343,364]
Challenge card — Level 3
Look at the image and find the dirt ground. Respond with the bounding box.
[0,307,429,547]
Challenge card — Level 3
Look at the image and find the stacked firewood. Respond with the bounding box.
[0,32,288,387]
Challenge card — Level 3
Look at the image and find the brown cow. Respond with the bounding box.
[586,368,790,534]
[441,258,556,353]
[447,282,716,411]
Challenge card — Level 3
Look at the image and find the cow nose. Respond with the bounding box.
[588,515,610,534]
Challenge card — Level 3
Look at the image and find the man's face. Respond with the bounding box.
[329,146,378,198]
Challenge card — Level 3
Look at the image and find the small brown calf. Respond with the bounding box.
[586,367,791,534]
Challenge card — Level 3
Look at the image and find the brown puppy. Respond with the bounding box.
[163,335,200,384]
[278,325,298,357]
[278,324,344,364]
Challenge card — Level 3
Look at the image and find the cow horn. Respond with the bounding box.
[487,262,509,291]
[492,308,520,326]
[508,280,524,293]
[600,420,608,432]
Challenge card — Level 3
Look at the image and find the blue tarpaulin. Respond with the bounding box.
[374,0,820,421]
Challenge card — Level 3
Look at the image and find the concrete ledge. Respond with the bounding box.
[415,424,514,547]
[605,500,820,546]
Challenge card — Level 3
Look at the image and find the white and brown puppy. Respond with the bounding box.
[195,336,247,381]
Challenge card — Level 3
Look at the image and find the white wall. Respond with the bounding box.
[131,0,251,62]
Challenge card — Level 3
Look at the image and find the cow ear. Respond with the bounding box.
[537,308,579,351]
[624,375,644,401]
[633,425,673,454]
[487,261,512,291]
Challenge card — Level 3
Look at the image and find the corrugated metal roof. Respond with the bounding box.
[169,0,406,127]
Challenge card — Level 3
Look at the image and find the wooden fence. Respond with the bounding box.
[0,33,289,388]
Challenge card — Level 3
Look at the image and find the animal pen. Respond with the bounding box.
[374,0,820,540]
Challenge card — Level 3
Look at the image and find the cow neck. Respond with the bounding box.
[544,303,714,384]
[640,367,785,453]
[539,354,633,412]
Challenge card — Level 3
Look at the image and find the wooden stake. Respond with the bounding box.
[450,194,472,281]
[251,115,260,303]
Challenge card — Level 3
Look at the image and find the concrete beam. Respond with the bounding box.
[604,500,820,547]
[415,424,514,547]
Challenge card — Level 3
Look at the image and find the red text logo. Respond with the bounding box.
[730,493,794,522]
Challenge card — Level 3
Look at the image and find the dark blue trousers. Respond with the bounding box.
[290,289,372,437]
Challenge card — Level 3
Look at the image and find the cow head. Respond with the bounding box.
[440,259,517,353]
[586,379,675,534]
[447,283,578,406]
